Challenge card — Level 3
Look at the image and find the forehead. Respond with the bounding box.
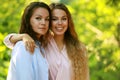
[32,7,49,16]
[52,9,67,17]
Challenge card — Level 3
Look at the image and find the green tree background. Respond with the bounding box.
[0,0,120,80]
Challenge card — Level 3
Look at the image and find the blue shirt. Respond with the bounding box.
[7,41,49,80]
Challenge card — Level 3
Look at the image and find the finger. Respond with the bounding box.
[30,41,36,53]
[25,41,29,51]
[24,41,32,53]
[29,44,35,54]
[26,45,30,52]
[24,40,35,54]
[30,41,36,54]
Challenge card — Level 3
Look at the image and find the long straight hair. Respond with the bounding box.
[19,2,51,47]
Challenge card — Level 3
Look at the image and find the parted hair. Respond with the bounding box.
[19,2,51,47]
[49,3,89,80]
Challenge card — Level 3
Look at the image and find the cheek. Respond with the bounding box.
[47,21,49,26]
[30,19,35,27]
[30,20,37,30]
[31,26,36,32]
[64,21,68,27]
[65,20,68,25]
[52,23,56,29]
[64,22,68,31]
[64,26,68,32]
[51,21,56,27]
[46,22,49,30]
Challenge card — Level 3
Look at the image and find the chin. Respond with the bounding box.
[55,33,64,36]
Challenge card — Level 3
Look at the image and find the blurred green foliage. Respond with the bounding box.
[0,0,120,80]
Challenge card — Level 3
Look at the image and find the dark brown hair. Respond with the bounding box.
[49,3,89,80]
[19,2,51,47]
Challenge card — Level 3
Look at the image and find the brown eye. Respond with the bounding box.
[62,17,67,21]
[36,17,41,20]
[52,16,58,21]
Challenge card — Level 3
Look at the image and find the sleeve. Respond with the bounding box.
[3,33,17,49]
[8,41,34,80]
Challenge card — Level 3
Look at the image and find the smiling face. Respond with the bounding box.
[30,7,49,38]
[51,9,68,36]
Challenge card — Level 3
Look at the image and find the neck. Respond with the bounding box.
[53,35,64,51]
[37,34,42,38]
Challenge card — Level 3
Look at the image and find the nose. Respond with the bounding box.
[58,20,62,24]
[41,19,45,25]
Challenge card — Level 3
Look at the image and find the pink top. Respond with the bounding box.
[45,37,73,80]
[4,34,73,80]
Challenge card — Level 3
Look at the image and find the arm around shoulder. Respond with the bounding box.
[3,33,27,49]
[3,33,17,49]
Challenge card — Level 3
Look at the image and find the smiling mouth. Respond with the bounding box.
[55,27,64,30]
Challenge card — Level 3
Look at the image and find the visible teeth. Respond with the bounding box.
[56,27,63,30]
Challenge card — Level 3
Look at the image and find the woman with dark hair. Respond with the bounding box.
[4,3,89,80]
[6,2,51,80]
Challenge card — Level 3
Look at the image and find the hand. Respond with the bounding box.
[22,34,36,54]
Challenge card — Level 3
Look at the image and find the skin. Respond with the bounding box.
[10,8,68,52]
[6,4,89,80]
[52,9,68,36]
[30,7,49,38]
[18,8,68,52]
[10,7,50,53]
[51,9,68,51]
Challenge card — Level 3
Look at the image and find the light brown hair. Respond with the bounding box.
[49,3,89,80]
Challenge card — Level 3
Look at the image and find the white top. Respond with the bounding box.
[7,41,49,80]
[4,34,75,80]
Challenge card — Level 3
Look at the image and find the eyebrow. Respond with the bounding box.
[52,15,67,18]
[35,14,49,18]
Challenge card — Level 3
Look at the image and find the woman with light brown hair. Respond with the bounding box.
[4,3,89,80]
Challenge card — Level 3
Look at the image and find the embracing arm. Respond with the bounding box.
[3,33,36,53]
[3,33,18,49]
